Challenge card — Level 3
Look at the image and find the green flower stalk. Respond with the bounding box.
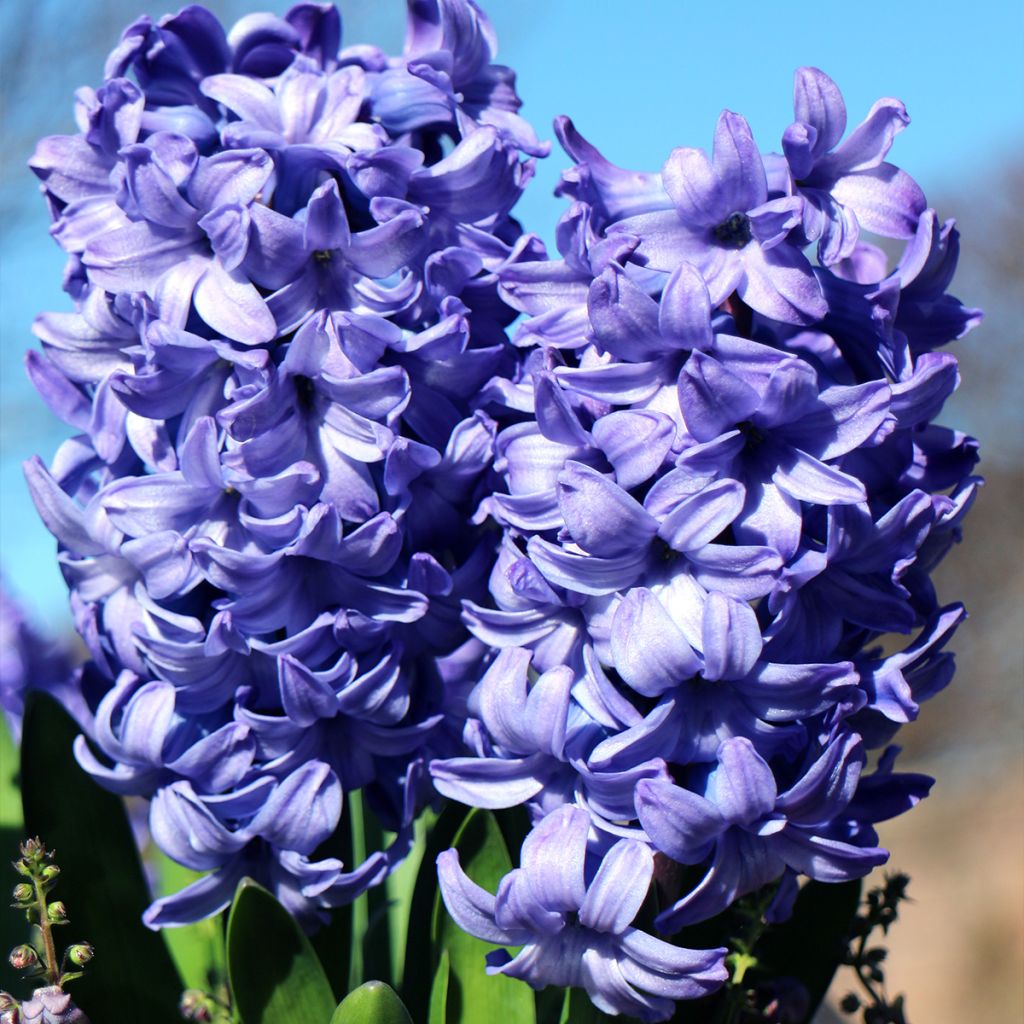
[5,840,91,1024]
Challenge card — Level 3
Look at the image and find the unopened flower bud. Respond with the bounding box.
[11,885,32,903]
[9,945,37,970]
[39,867,59,884]
[46,903,67,924]
[179,990,213,1022]
[13,861,31,879]
[0,993,15,1010]
[66,944,93,967]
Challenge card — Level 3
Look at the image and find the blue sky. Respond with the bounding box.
[2,0,1022,623]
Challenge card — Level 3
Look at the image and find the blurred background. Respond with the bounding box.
[1,2,1021,1020]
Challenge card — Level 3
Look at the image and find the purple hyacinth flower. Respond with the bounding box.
[438,805,727,1022]
[780,67,926,264]
[612,112,826,324]
[636,735,888,930]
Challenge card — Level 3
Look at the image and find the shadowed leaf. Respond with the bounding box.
[227,878,335,1024]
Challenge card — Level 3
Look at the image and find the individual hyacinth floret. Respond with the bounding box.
[25,0,546,928]
[432,66,980,1019]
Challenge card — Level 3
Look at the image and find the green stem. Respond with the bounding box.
[32,876,60,988]
[347,790,368,993]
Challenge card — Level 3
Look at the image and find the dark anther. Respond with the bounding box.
[713,212,752,248]
[295,375,316,410]
[738,420,765,450]
[313,249,333,263]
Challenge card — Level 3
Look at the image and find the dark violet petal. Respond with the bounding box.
[772,445,866,505]
[189,148,274,211]
[24,350,91,430]
[737,241,827,326]
[701,592,762,682]
[678,350,761,442]
[707,738,776,824]
[524,540,643,598]
[782,121,817,181]
[689,543,782,601]
[201,73,282,128]
[611,588,701,696]
[662,146,722,228]
[659,260,713,350]
[344,207,425,278]
[591,410,675,489]
[658,478,745,553]
[249,761,341,853]
[777,379,891,461]
[826,98,910,174]
[770,829,887,883]
[776,732,864,826]
[150,782,247,871]
[533,371,590,446]
[144,862,243,928]
[476,647,532,752]
[830,164,925,239]
[588,264,662,361]
[712,110,767,212]
[84,221,204,293]
[303,178,351,252]
[23,456,105,555]
[198,202,251,271]
[278,655,340,727]
[430,755,548,808]
[579,839,652,934]
[519,805,588,913]
[122,143,198,229]
[193,261,277,344]
[750,357,820,430]
[557,461,658,558]
[554,360,664,405]
[634,778,726,864]
[793,67,847,154]
[437,849,518,945]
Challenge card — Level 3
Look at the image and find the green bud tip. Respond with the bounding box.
[46,902,68,923]
[39,866,60,883]
[9,945,38,970]
[11,885,32,903]
[66,944,93,967]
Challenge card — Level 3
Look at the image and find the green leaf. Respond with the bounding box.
[428,950,450,1024]
[331,980,414,1024]
[226,877,336,1024]
[400,801,470,1018]
[20,694,182,1023]
[753,878,862,1022]
[0,714,24,995]
[153,849,225,991]
[386,811,432,991]
[431,808,536,1024]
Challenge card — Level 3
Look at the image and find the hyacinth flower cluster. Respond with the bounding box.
[25,0,547,928]
[23,1,983,1017]
[433,69,981,1018]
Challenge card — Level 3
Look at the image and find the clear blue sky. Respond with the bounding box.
[2,0,1022,623]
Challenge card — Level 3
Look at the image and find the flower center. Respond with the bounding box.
[713,212,752,248]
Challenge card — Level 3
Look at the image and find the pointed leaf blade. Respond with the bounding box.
[431,808,536,1024]
[227,877,336,1024]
